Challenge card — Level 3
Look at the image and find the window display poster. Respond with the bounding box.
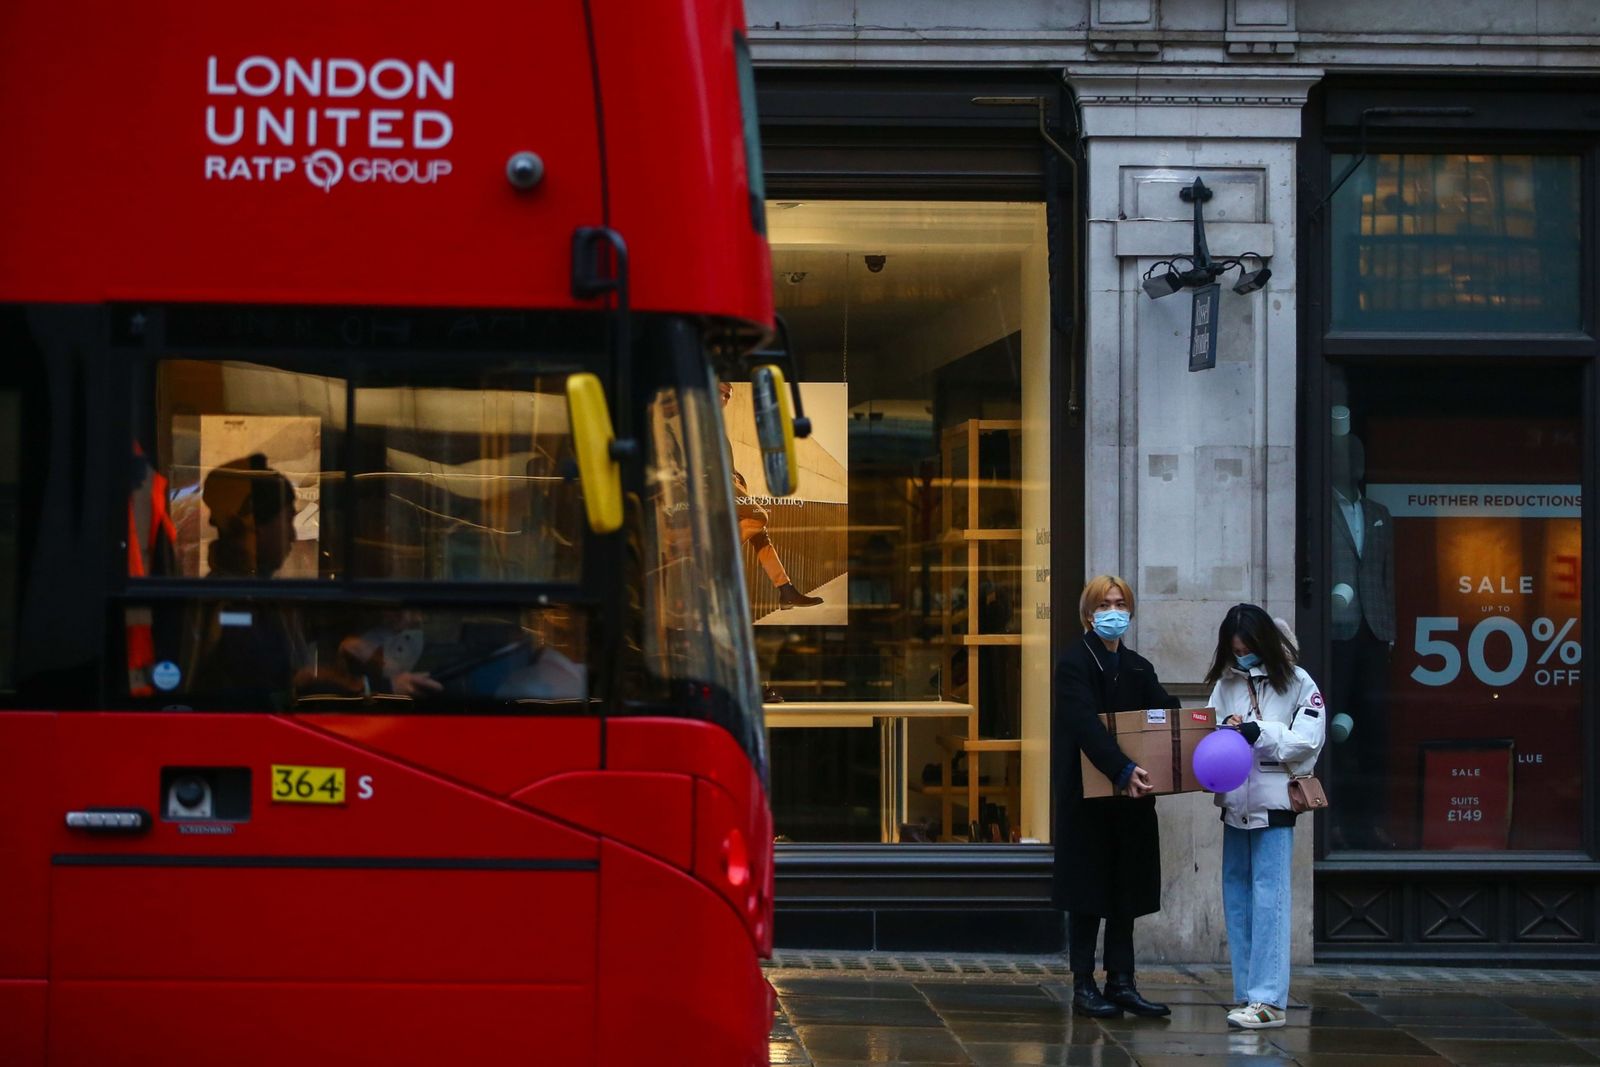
[1419,741,1513,850]
[723,383,848,626]
[195,414,322,579]
[1365,416,1582,850]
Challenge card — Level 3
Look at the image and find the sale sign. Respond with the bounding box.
[1419,742,1513,850]
[1366,416,1583,851]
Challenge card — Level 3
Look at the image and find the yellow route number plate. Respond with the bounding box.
[271,764,347,805]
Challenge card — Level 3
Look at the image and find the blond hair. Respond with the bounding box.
[1079,574,1135,631]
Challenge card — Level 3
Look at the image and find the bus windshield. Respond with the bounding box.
[632,361,765,770]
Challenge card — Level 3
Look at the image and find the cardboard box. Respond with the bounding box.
[1081,707,1217,798]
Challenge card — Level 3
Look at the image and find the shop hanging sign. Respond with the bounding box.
[1188,283,1219,372]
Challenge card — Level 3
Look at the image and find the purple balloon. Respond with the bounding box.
[1193,728,1253,793]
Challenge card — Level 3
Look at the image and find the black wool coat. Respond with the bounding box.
[1050,631,1180,917]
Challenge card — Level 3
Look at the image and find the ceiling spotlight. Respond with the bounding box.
[1233,266,1272,294]
[1141,266,1184,299]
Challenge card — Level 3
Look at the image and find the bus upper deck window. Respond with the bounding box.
[144,360,344,580]
[351,375,582,582]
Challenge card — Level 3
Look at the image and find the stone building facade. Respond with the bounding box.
[747,1,1600,964]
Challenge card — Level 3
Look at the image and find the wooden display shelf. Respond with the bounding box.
[928,416,1028,842]
[912,783,1011,798]
[937,734,1022,754]
[958,528,1022,541]
[941,418,1022,439]
[929,633,1022,647]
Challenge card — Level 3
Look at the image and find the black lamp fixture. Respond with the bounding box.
[1139,178,1271,300]
[1232,255,1272,295]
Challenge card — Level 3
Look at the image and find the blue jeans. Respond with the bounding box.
[1222,824,1293,1008]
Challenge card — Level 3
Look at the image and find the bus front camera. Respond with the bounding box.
[167,776,213,820]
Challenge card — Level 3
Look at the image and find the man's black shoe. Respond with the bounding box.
[1071,975,1123,1019]
[777,582,824,608]
[1104,973,1170,1017]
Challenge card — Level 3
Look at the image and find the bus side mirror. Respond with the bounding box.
[565,372,624,534]
[751,364,799,498]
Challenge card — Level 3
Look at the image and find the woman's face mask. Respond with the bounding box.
[1235,651,1261,670]
[1092,608,1130,640]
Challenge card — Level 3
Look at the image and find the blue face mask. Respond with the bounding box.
[1092,609,1130,639]
[1235,652,1261,670]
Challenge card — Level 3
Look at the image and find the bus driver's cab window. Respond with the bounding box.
[125,357,590,710]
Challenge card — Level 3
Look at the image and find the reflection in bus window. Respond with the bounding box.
[147,361,587,584]
[353,380,583,581]
[126,601,588,710]
[200,455,300,579]
[151,360,343,579]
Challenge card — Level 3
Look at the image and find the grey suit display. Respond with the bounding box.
[1331,493,1395,643]
[1329,438,1398,847]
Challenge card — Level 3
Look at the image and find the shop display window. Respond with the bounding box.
[1326,365,1584,851]
[1330,154,1581,333]
[758,200,1053,844]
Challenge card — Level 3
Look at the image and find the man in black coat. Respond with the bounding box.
[1052,575,1178,1018]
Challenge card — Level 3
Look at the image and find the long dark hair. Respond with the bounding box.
[1203,603,1297,694]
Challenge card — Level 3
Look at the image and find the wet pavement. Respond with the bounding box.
[766,961,1600,1065]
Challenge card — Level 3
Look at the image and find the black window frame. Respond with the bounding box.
[754,70,1080,870]
[1320,142,1591,348]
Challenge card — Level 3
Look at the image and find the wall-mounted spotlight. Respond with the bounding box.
[1232,261,1272,294]
[1138,178,1274,372]
[1228,255,1267,295]
[1141,265,1184,299]
[1140,180,1271,302]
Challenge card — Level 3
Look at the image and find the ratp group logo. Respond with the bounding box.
[203,55,458,191]
[303,150,344,192]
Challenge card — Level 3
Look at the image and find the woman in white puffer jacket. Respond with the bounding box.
[1204,604,1326,1031]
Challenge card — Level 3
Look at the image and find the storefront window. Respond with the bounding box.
[1330,154,1581,333]
[0,390,16,692]
[759,200,1052,844]
[1326,365,1584,852]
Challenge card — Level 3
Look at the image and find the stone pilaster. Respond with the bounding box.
[1072,66,1320,963]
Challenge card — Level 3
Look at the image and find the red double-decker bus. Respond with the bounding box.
[0,2,786,1063]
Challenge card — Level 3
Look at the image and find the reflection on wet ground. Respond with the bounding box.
[767,965,1600,1066]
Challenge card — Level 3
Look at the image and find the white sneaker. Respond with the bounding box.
[1227,1002,1286,1029]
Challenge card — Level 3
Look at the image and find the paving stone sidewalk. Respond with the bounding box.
[764,956,1600,1066]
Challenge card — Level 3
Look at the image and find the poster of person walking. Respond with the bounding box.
[721,381,848,626]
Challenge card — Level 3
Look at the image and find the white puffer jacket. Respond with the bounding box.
[1207,664,1327,830]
